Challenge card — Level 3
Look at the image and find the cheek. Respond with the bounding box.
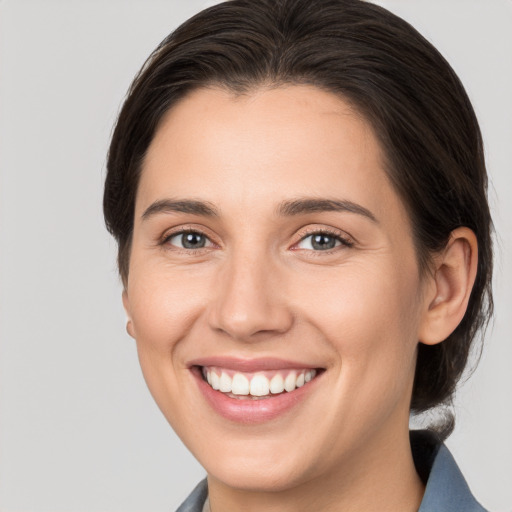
[126,264,215,429]
[125,264,209,401]
[129,263,209,351]
[294,260,422,384]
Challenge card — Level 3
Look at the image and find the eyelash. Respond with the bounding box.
[160,227,354,254]
[161,228,216,254]
[294,228,354,253]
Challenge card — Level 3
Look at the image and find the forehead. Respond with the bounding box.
[137,85,404,226]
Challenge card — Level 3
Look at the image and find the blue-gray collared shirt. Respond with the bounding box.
[176,430,488,511]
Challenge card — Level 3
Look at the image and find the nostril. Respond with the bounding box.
[206,275,294,341]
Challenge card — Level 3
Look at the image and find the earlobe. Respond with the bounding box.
[418,227,478,346]
[122,290,136,339]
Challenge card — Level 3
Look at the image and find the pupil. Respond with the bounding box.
[182,232,205,249]
[312,234,336,250]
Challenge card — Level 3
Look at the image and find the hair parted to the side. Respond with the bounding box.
[104,0,493,436]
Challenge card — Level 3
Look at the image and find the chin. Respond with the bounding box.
[183,430,327,494]
[205,456,314,493]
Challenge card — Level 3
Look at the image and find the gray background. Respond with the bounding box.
[0,1,510,510]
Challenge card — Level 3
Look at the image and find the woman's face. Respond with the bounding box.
[124,86,430,491]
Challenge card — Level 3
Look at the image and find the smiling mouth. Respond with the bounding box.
[199,366,321,400]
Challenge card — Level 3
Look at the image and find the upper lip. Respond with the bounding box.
[188,356,322,372]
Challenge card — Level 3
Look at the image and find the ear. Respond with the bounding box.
[418,227,478,345]
[122,290,136,339]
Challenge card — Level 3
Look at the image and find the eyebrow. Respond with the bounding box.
[141,199,219,220]
[141,197,377,223]
[277,198,378,223]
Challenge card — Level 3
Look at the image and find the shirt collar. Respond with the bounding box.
[412,430,487,512]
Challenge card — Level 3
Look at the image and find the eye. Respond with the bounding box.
[165,230,213,250]
[296,231,352,251]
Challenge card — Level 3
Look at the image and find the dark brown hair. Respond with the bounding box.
[104,0,493,429]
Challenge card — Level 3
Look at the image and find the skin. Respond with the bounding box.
[123,86,478,511]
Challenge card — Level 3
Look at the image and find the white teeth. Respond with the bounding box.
[219,372,232,393]
[203,367,318,397]
[231,373,250,395]
[269,374,285,394]
[284,371,297,392]
[250,374,270,397]
[210,371,220,390]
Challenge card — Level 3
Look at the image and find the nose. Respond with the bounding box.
[207,250,294,341]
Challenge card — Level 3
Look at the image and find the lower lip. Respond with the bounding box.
[191,367,320,424]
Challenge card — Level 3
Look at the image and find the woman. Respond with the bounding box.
[103,0,493,510]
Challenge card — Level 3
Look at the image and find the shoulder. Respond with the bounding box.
[412,430,489,512]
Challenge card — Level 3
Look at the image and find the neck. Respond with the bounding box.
[207,426,424,512]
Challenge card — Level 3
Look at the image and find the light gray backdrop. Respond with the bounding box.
[0,1,510,511]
